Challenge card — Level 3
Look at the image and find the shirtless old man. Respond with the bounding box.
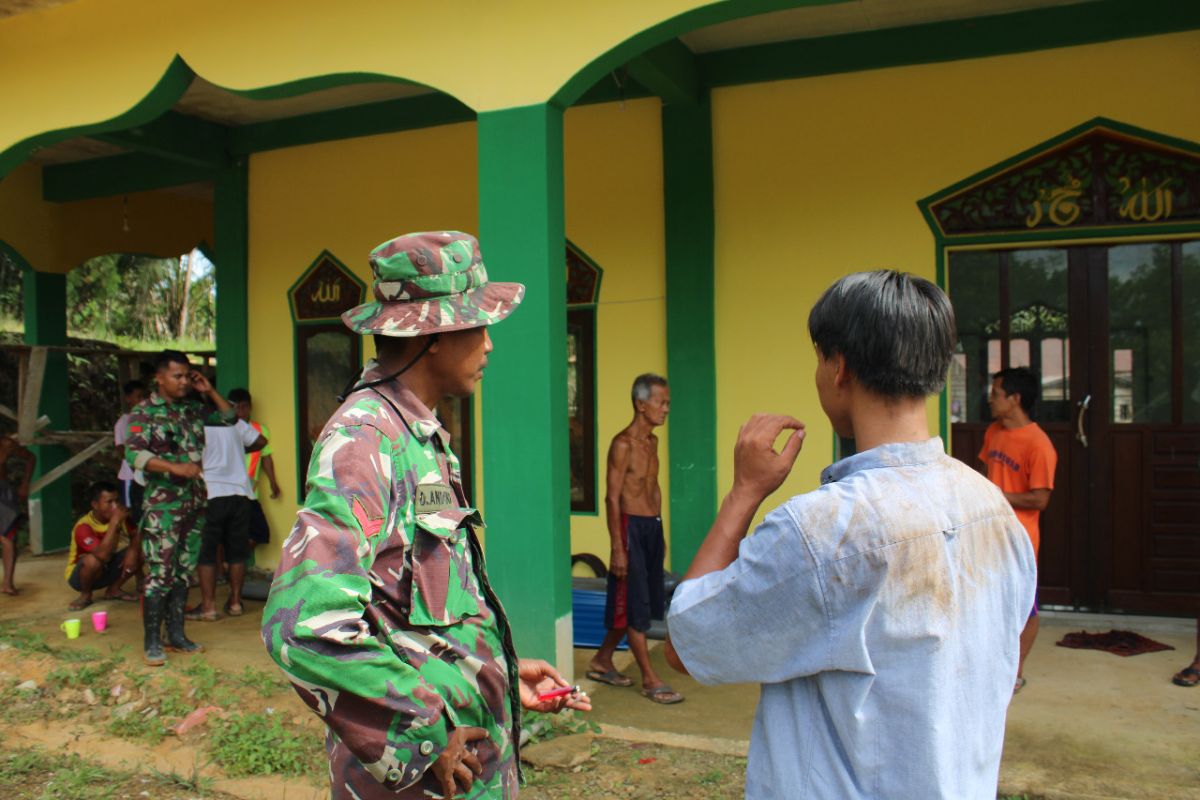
[587,373,682,704]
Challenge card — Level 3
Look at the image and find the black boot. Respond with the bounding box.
[143,594,167,666]
[164,584,205,654]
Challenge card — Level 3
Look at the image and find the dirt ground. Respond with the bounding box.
[2,552,1197,800]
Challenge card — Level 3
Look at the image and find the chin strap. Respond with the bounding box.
[336,335,438,403]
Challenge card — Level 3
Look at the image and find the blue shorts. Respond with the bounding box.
[604,514,665,633]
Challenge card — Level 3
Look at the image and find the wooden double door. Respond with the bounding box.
[949,241,1200,615]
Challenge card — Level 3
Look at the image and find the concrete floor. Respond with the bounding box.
[3,552,1198,799]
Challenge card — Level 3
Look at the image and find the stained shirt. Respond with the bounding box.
[202,420,261,500]
[668,439,1037,800]
[262,361,520,800]
[124,393,233,489]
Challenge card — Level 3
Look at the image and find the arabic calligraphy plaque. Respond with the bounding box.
[290,254,364,322]
[929,125,1200,237]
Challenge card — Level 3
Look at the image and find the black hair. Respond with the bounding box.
[88,481,118,503]
[993,367,1038,415]
[153,349,191,372]
[122,379,146,396]
[631,373,668,411]
[807,270,956,398]
[228,388,252,404]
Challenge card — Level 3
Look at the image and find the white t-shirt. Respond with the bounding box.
[202,420,260,500]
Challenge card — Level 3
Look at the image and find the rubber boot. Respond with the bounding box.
[164,583,205,654]
[143,594,167,666]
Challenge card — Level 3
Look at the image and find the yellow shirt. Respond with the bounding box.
[65,511,133,579]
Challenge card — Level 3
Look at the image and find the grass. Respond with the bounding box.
[235,664,289,696]
[0,745,231,800]
[207,711,324,779]
[522,709,601,745]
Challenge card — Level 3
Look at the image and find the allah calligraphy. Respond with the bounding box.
[1116,177,1173,223]
[310,280,342,304]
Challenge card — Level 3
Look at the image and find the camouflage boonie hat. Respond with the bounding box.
[342,231,524,337]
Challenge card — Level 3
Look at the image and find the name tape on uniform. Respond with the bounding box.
[415,483,455,514]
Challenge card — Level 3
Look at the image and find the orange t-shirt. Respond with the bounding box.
[979,422,1057,555]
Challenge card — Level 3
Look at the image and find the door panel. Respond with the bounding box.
[950,241,1200,615]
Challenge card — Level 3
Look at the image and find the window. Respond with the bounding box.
[566,243,602,513]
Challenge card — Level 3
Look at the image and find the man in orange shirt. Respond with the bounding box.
[979,367,1057,693]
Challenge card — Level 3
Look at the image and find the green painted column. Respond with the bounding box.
[662,98,717,573]
[477,104,572,673]
[22,269,72,552]
[214,160,250,393]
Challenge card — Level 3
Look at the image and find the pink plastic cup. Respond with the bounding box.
[91,610,108,633]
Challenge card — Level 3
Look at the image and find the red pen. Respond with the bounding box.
[536,685,580,701]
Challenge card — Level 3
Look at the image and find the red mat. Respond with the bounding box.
[1055,630,1175,657]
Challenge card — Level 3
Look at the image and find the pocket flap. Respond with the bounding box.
[414,507,482,538]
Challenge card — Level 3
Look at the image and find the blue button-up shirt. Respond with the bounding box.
[668,438,1036,799]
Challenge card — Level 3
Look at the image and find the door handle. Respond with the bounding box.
[1075,394,1091,448]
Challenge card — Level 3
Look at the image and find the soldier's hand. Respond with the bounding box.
[518,658,592,713]
[189,370,214,395]
[609,547,628,580]
[171,462,202,480]
[431,726,486,798]
[731,414,805,503]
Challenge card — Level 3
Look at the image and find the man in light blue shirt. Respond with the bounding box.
[666,271,1036,799]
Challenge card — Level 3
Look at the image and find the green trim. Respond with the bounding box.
[0,56,195,182]
[626,39,700,106]
[285,249,367,326]
[662,97,716,574]
[552,0,847,107]
[478,103,570,662]
[42,152,216,203]
[701,0,1200,90]
[94,110,229,170]
[229,93,474,155]
[213,162,249,394]
[22,268,72,552]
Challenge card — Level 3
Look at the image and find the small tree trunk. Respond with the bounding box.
[178,251,193,338]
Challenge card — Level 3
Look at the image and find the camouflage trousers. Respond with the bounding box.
[139,482,205,600]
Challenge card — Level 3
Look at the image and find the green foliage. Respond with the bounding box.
[156,675,193,718]
[147,762,215,795]
[521,709,601,745]
[66,251,215,344]
[0,249,22,323]
[0,623,54,654]
[696,769,726,785]
[207,711,324,778]
[46,653,122,688]
[180,658,219,701]
[37,752,119,800]
[106,709,168,745]
[234,665,289,697]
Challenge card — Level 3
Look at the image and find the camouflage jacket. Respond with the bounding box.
[125,393,233,489]
[262,362,520,799]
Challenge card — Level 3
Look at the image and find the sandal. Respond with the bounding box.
[68,597,93,611]
[641,685,684,705]
[184,608,221,622]
[103,590,138,602]
[1013,676,1027,694]
[586,669,633,687]
[223,601,244,617]
[1172,666,1200,687]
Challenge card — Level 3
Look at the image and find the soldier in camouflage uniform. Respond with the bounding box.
[263,231,589,800]
[126,350,236,665]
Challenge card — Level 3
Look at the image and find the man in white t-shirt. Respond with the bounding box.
[186,419,266,620]
[113,380,147,523]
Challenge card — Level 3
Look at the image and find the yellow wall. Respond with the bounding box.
[564,98,668,568]
[712,31,1200,523]
[0,160,212,273]
[0,0,727,159]
[247,122,479,568]
[247,100,671,571]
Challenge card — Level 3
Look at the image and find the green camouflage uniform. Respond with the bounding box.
[263,363,520,799]
[125,393,233,600]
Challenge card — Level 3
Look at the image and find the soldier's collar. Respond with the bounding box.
[359,360,444,444]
